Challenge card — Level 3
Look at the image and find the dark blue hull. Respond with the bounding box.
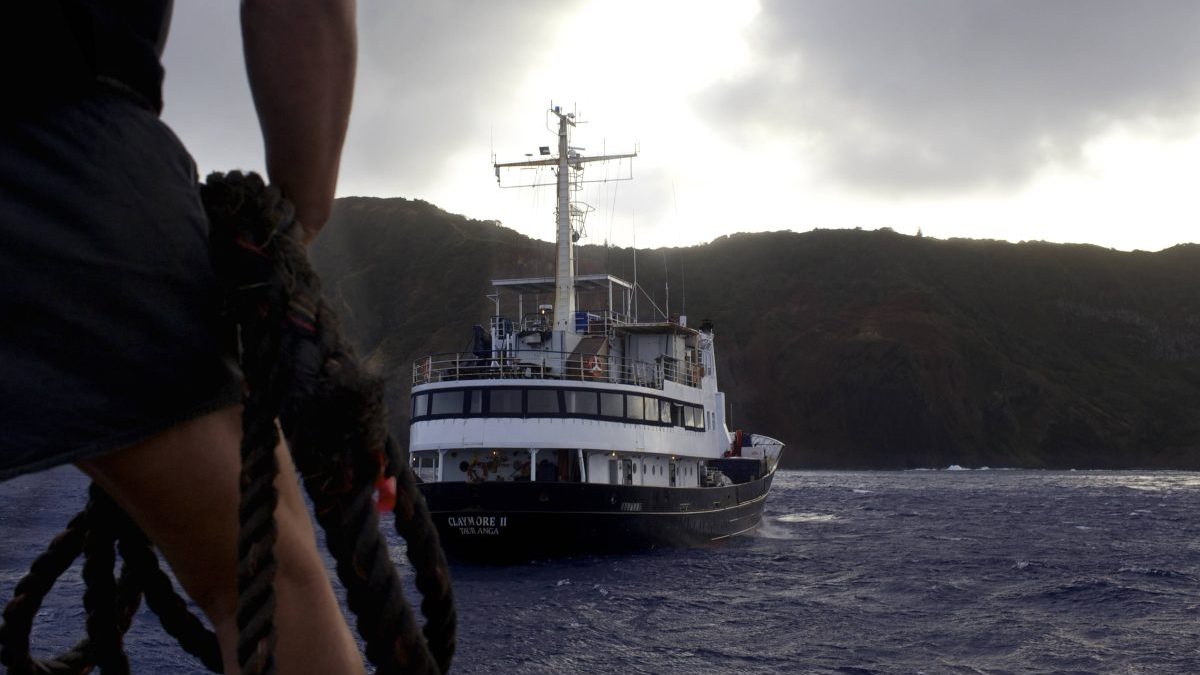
[418,471,776,563]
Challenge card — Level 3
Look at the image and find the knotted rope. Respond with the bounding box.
[0,171,456,674]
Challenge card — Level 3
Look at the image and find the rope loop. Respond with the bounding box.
[0,171,455,674]
[202,170,456,674]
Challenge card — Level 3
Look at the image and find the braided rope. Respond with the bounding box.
[0,493,154,675]
[387,437,457,673]
[234,405,282,675]
[202,170,456,674]
[81,485,131,674]
[209,179,290,675]
[0,171,456,673]
[0,511,90,675]
[112,512,223,672]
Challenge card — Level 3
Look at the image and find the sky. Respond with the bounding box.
[163,0,1200,252]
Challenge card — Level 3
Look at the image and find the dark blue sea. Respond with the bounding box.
[3,467,1198,674]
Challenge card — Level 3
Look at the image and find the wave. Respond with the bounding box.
[1117,566,1198,582]
[754,521,797,540]
[776,512,840,523]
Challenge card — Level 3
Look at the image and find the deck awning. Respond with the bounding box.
[614,322,699,336]
[491,273,632,296]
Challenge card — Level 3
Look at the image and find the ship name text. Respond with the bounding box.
[447,515,508,536]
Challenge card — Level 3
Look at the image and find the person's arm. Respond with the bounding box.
[241,0,356,243]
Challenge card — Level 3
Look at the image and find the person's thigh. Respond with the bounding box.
[77,405,362,674]
[78,405,244,619]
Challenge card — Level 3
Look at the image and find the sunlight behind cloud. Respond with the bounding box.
[466,0,1199,253]
[466,0,763,248]
[772,121,1200,253]
[533,0,758,108]
[1012,122,1200,251]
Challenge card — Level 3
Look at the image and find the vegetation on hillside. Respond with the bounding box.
[312,197,1200,469]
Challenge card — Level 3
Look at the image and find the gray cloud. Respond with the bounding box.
[162,2,579,195]
[161,4,258,173]
[699,0,1200,194]
[343,1,577,196]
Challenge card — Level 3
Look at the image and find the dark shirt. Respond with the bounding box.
[5,0,173,114]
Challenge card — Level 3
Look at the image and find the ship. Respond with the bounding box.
[409,106,784,562]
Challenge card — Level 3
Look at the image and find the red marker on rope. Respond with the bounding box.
[375,475,397,513]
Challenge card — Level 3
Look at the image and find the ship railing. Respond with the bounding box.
[576,309,630,336]
[412,350,702,389]
[498,309,629,338]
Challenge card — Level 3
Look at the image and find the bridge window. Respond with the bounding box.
[430,390,464,415]
[600,392,623,418]
[565,390,598,415]
[643,396,658,421]
[527,389,560,414]
[625,394,645,421]
[488,389,522,414]
[659,399,671,424]
[412,393,428,417]
[469,390,483,414]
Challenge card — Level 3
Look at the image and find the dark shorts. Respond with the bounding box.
[0,89,242,481]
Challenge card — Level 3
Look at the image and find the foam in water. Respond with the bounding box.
[754,520,797,539]
[776,512,839,523]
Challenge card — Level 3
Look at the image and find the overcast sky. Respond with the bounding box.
[163,0,1200,252]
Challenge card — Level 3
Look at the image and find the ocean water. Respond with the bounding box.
[2,467,1198,674]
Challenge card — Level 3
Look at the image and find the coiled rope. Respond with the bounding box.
[0,171,456,674]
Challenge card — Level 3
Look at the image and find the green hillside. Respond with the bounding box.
[311,197,1200,470]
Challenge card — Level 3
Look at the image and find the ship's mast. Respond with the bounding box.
[552,108,575,332]
[494,105,636,335]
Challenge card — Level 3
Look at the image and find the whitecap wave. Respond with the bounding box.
[777,512,839,523]
[754,521,797,539]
